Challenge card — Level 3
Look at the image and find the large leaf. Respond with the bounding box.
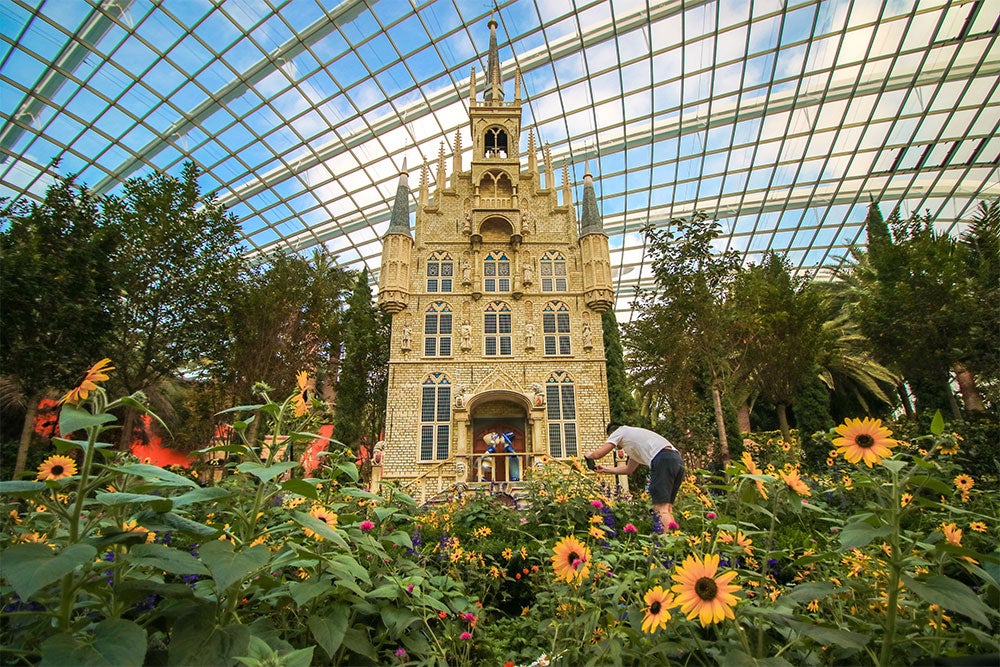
[198,541,270,592]
[134,510,218,537]
[0,480,47,496]
[380,606,421,635]
[279,478,319,499]
[783,618,869,650]
[94,491,172,513]
[58,404,116,437]
[0,543,96,601]
[308,611,349,661]
[170,486,231,508]
[839,522,893,551]
[40,618,147,667]
[127,543,209,576]
[168,620,250,666]
[786,581,837,602]
[236,461,299,483]
[105,463,198,488]
[902,574,994,627]
[292,511,349,550]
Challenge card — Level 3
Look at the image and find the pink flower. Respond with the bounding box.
[407,583,414,594]
[395,648,407,658]
[623,523,637,533]
[590,500,604,508]
[360,520,375,531]
[667,521,679,530]
[706,512,717,519]
[519,517,528,524]
[460,631,472,641]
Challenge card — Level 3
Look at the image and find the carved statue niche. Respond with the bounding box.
[521,251,533,286]
[400,316,413,352]
[460,320,472,351]
[529,382,545,407]
[582,313,594,351]
[462,198,472,234]
[461,256,472,285]
[524,321,536,351]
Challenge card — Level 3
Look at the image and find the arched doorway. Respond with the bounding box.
[469,392,529,483]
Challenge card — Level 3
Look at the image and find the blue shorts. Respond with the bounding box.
[649,448,684,504]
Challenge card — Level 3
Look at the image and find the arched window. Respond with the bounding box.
[484,301,512,356]
[420,373,451,461]
[539,250,567,292]
[484,127,509,158]
[423,302,452,357]
[426,251,453,293]
[483,250,510,292]
[546,372,577,458]
[542,301,571,356]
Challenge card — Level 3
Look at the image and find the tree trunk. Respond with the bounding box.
[946,384,962,422]
[776,403,791,444]
[952,363,987,416]
[247,409,261,448]
[119,406,137,451]
[12,393,41,479]
[737,401,752,433]
[711,384,730,466]
[896,384,914,420]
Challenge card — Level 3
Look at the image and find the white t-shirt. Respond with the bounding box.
[605,426,677,467]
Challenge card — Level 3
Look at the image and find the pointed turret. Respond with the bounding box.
[453,129,463,176]
[378,158,414,314]
[484,15,503,102]
[579,160,602,236]
[386,157,411,236]
[419,162,429,208]
[578,159,613,312]
[562,161,572,208]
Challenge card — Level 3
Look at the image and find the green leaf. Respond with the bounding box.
[385,530,413,550]
[929,410,945,435]
[366,583,400,600]
[292,511,349,550]
[839,523,893,550]
[105,463,198,488]
[127,543,209,575]
[280,646,314,667]
[784,618,869,650]
[334,462,359,482]
[279,478,319,499]
[339,487,383,502]
[308,612,349,660]
[53,437,113,454]
[0,543,97,601]
[217,403,267,414]
[168,619,250,666]
[198,541,270,592]
[786,581,837,602]
[134,510,218,537]
[288,580,329,606]
[881,459,907,474]
[170,486,231,508]
[342,626,377,661]
[902,574,994,627]
[373,506,397,522]
[380,606,420,635]
[40,618,147,666]
[236,461,299,483]
[0,480,47,495]
[327,554,371,586]
[59,404,116,436]
[94,491,172,512]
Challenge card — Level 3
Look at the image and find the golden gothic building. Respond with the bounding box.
[376,18,613,498]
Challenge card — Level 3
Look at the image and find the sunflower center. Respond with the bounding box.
[567,551,581,567]
[51,464,65,475]
[694,576,718,601]
[855,434,875,448]
[649,601,661,614]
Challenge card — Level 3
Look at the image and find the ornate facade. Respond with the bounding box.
[376,18,613,498]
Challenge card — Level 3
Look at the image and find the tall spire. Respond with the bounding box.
[483,14,503,102]
[418,162,429,207]
[386,157,411,236]
[453,129,463,175]
[579,160,604,236]
[436,141,446,192]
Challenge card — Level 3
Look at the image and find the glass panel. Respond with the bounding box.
[484,314,497,334]
[486,338,497,355]
[500,336,511,355]
[437,425,449,459]
[559,336,571,355]
[549,423,562,457]
[421,387,435,421]
[499,313,511,333]
[561,386,576,418]
[427,279,438,292]
[427,263,439,276]
[439,337,451,356]
[564,423,577,456]
[437,387,450,421]
[421,425,434,460]
[424,338,436,356]
[440,314,452,333]
[440,278,452,292]
[543,313,555,333]
[557,313,570,332]
[547,386,560,419]
[425,314,437,334]
[545,337,556,355]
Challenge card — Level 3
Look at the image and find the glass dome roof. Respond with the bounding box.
[2,0,997,319]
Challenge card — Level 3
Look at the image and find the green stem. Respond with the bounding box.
[58,422,101,631]
[878,468,902,667]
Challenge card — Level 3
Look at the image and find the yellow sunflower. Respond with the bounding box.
[292,371,310,417]
[303,505,338,540]
[832,417,898,467]
[941,522,963,547]
[641,585,673,633]
[551,535,591,584]
[969,521,987,533]
[954,474,974,492]
[61,358,114,405]
[36,454,78,480]
[779,468,811,497]
[670,553,741,627]
[740,451,768,500]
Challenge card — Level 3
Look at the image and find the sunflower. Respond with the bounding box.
[641,586,673,633]
[779,468,811,497]
[551,535,591,584]
[670,553,741,627]
[61,358,114,405]
[292,371,311,417]
[303,505,338,540]
[832,417,898,467]
[740,452,768,500]
[969,521,987,533]
[954,474,974,492]
[941,522,963,547]
[36,454,78,480]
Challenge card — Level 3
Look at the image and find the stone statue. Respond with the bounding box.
[530,382,544,406]
[401,324,412,351]
[582,322,594,349]
[462,259,472,284]
[524,322,535,349]
[522,261,533,286]
[463,211,472,234]
[460,320,472,350]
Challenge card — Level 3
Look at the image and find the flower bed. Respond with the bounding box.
[1,365,997,665]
